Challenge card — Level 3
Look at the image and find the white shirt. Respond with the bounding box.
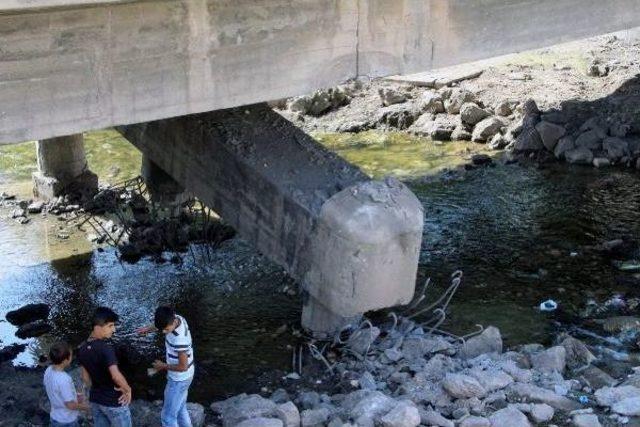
[165,314,195,381]
[43,366,79,423]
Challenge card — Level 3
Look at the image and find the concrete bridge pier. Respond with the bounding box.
[141,155,191,209]
[32,134,98,201]
[118,104,423,336]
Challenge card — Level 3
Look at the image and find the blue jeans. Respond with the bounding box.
[161,377,193,427]
[91,403,132,427]
[50,419,79,427]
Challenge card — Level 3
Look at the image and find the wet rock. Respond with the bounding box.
[461,103,491,126]
[572,413,602,427]
[460,326,502,359]
[376,104,418,130]
[575,130,603,151]
[488,407,531,427]
[612,397,640,416]
[27,201,44,214]
[530,403,554,423]
[430,116,457,141]
[445,89,476,114]
[592,157,610,168]
[15,320,52,339]
[300,408,329,427]
[594,386,640,407]
[211,394,278,427]
[6,303,50,326]
[561,336,596,369]
[379,88,407,106]
[379,401,420,427]
[0,344,27,363]
[187,403,205,427]
[602,137,628,162]
[420,409,454,427]
[472,117,504,143]
[460,416,491,427]
[276,402,300,427]
[443,374,486,399]
[235,418,283,427]
[530,346,566,374]
[347,326,380,355]
[419,92,445,114]
[565,148,594,165]
[508,383,580,411]
[452,125,473,141]
[471,154,492,166]
[536,121,566,151]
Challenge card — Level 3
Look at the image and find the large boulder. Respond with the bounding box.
[472,117,504,143]
[445,89,477,114]
[565,148,594,165]
[530,346,566,374]
[602,137,628,162]
[594,385,640,407]
[419,92,445,114]
[561,336,596,369]
[430,116,458,141]
[15,320,52,339]
[460,103,491,126]
[535,121,566,151]
[575,130,603,150]
[211,394,278,427]
[6,303,50,326]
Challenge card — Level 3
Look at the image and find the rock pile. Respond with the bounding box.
[209,316,639,427]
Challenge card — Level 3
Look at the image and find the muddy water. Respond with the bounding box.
[1,130,640,401]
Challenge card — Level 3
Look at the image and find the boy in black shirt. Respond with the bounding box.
[77,307,132,427]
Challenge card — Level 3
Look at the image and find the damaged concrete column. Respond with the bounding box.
[141,155,191,208]
[32,134,98,201]
[118,104,423,337]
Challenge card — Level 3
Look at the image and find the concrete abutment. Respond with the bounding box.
[32,134,98,201]
[117,104,424,336]
[141,155,191,209]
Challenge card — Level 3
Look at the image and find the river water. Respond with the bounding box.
[1,130,639,401]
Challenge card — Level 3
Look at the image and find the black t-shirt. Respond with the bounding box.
[77,338,122,407]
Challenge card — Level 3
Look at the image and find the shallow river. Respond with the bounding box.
[1,130,639,401]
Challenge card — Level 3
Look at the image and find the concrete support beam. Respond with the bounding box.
[2,0,640,144]
[141,155,190,209]
[118,104,423,336]
[32,134,98,201]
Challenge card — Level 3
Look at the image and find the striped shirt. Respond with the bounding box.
[165,314,195,381]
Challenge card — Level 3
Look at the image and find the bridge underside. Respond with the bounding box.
[1,0,640,144]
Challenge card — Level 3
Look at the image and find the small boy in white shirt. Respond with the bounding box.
[43,341,89,427]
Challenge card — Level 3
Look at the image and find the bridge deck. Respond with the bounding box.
[1,0,639,144]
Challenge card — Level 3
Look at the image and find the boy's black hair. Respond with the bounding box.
[49,341,72,365]
[92,306,119,327]
[154,306,176,330]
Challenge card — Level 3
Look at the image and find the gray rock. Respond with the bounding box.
[499,361,533,383]
[420,409,454,427]
[342,390,395,420]
[460,326,503,359]
[460,103,491,126]
[612,397,640,416]
[27,201,44,214]
[488,407,531,427]
[376,104,418,130]
[187,403,206,427]
[530,346,566,374]
[301,408,330,427]
[359,371,377,390]
[575,130,603,150]
[535,121,566,151]
[494,100,515,117]
[514,126,543,151]
[576,366,616,392]
[298,392,321,410]
[452,125,472,141]
[11,208,26,218]
[235,418,284,427]
[572,413,602,427]
[602,137,628,161]
[443,374,487,399]
[347,327,380,355]
[430,116,457,141]
[419,92,445,114]
[460,416,491,427]
[379,88,408,106]
[469,369,513,392]
[409,113,435,136]
[383,348,403,362]
[472,117,504,142]
[488,134,508,150]
[554,136,575,159]
[445,89,476,114]
[271,389,291,404]
[594,385,640,407]
[289,88,350,116]
[211,394,278,427]
[508,383,580,411]
[592,157,610,168]
[565,148,594,165]
[587,60,609,77]
[276,402,300,427]
[380,401,420,427]
[530,403,554,423]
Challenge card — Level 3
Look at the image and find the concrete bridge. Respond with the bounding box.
[2,0,640,335]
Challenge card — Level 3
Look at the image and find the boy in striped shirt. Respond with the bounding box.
[138,306,195,427]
